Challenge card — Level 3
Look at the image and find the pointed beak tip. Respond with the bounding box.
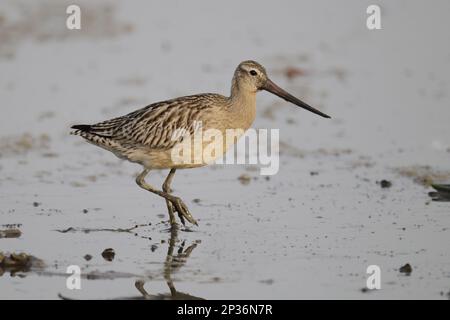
[263,79,331,120]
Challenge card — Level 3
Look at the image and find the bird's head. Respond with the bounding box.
[233,60,268,93]
[232,60,330,119]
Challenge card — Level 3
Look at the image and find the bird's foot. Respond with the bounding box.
[170,197,198,226]
[166,200,186,226]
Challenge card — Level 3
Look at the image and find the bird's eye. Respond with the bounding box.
[250,70,257,76]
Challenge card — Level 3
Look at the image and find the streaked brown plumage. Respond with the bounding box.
[72,93,231,169]
[71,60,330,227]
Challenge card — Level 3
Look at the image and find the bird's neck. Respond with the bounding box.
[228,80,257,129]
[229,78,256,105]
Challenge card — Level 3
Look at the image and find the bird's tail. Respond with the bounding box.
[70,124,121,151]
[71,124,112,138]
[70,124,92,133]
[70,124,94,138]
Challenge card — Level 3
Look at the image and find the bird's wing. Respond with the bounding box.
[87,94,219,150]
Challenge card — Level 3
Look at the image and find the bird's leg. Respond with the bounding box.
[136,169,198,226]
[162,169,186,226]
[135,169,175,225]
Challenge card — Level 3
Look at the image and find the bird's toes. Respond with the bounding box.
[177,212,186,226]
[172,198,197,226]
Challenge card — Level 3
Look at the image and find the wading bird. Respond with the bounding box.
[71,60,330,227]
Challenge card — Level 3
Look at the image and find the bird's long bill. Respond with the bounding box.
[263,79,331,118]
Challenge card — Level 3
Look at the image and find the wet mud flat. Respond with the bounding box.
[1,140,449,299]
[1,0,450,299]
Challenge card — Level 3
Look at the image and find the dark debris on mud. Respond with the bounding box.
[0,252,45,276]
[55,224,148,234]
[429,184,450,202]
[101,248,115,262]
[377,179,392,188]
[0,228,21,238]
[399,263,413,275]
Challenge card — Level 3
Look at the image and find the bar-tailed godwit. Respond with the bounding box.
[71,60,330,227]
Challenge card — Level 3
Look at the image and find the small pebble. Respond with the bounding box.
[238,174,251,185]
[399,263,412,275]
[379,180,392,188]
[84,254,92,261]
[101,248,115,261]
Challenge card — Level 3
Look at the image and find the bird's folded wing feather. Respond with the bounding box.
[86,95,218,150]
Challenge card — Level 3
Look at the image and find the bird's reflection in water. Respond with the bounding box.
[133,225,204,300]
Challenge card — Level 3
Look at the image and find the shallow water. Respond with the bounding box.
[1,0,450,299]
